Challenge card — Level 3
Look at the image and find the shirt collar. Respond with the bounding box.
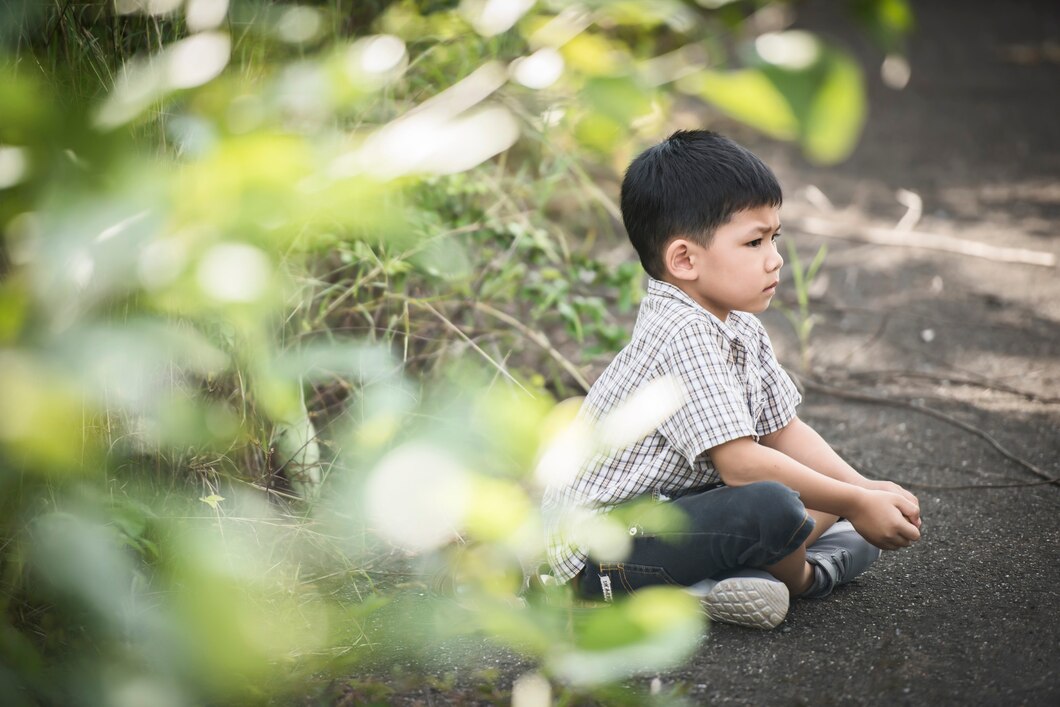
[646,277,746,344]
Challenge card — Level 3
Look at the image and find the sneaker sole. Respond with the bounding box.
[701,577,790,630]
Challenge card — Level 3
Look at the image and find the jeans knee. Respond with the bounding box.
[742,481,812,555]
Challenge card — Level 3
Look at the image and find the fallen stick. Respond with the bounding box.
[793,216,1056,267]
[795,375,1059,486]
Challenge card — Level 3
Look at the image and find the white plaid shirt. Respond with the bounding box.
[543,278,801,582]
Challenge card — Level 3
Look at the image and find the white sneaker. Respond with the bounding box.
[687,570,790,630]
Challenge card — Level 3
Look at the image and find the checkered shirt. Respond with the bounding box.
[542,278,802,582]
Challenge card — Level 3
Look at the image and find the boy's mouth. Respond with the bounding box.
[763,281,779,293]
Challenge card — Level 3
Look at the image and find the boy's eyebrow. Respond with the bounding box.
[748,222,782,234]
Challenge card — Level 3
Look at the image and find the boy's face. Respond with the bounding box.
[677,205,783,321]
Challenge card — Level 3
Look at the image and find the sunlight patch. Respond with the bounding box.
[510,48,565,89]
[755,31,821,70]
[598,375,685,450]
[462,0,535,37]
[0,146,29,189]
[185,0,229,32]
[366,443,470,552]
[196,243,270,303]
[166,32,231,89]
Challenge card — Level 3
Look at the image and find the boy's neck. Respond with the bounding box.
[659,275,730,322]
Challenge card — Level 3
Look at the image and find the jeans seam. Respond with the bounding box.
[598,562,681,591]
[643,532,758,540]
[779,513,813,554]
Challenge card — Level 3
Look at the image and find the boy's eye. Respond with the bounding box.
[748,232,781,247]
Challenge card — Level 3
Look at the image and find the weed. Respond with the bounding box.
[776,240,828,372]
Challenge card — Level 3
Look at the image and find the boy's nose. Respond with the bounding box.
[767,249,783,272]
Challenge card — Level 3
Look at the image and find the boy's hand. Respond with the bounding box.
[847,489,922,551]
[860,479,921,529]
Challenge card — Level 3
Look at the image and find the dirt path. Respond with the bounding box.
[680,1,1059,704]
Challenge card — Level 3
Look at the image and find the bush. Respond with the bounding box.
[0,1,910,703]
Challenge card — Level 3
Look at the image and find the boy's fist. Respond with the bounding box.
[848,489,922,551]
[861,478,922,529]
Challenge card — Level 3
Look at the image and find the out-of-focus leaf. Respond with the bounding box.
[849,0,915,53]
[162,518,331,698]
[270,341,395,383]
[0,68,52,141]
[472,385,554,471]
[574,112,625,153]
[175,132,311,235]
[583,76,653,126]
[561,33,626,76]
[755,39,866,164]
[603,1,684,29]
[472,598,562,655]
[686,34,866,163]
[0,352,91,473]
[465,476,533,541]
[549,587,704,685]
[28,512,135,619]
[0,280,28,343]
[57,320,229,409]
[802,50,866,163]
[682,68,798,140]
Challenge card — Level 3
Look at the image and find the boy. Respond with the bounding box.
[543,131,921,629]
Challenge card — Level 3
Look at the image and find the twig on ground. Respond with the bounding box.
[473,301,591,393]
[874,477,1057,491]
[834,448,1050,489]
[839,369,1060,405]
[894,189,923,232]
[795,375,1059,487]
[792,215,1056,267]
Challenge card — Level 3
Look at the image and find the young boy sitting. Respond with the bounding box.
[543,130,922,629]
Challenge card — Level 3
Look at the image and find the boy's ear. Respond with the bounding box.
[663,238,699,281]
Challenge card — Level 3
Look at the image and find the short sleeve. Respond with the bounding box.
[656,322,756,465]
[755,324,802,437]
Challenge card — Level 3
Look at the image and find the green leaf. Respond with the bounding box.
[802,52,866,164]
[561,33,627,76]
[807,244,829,282]
[549,587,704,685]
[690,34,866,163]
[558,300,584,342]
[850,0,915,53]
[583,76,652,125]
[684,69,798,140]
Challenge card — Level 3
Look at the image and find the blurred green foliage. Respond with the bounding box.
[0,0,911,704]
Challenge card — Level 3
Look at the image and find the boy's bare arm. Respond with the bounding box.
[709,435,921,550]
[760,416,921,520]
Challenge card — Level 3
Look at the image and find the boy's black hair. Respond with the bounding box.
[619,130,782,280]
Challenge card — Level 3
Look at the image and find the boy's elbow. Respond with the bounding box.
[716,466,752,487]
[709,437,759,486]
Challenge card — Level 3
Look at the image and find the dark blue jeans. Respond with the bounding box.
[577,481,814,599]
